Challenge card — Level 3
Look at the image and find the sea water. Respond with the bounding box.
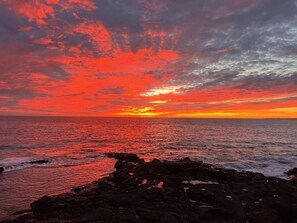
[0,117,296,219]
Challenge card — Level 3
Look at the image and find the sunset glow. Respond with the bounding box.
[0,0,296,118]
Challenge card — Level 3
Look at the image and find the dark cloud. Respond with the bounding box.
[0,88,48,97]
[94,0,143,33]
[233,73,297,90]
[0,88,48,105]
[0,5,28,43]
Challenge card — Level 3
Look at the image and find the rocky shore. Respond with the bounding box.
[2,153,297,223]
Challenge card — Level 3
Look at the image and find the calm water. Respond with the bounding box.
[0,117,297,219]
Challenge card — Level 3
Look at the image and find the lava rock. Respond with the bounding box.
[30,196,60,219]
[106,152,139,162]
[27,160,50,165]
[3,153,297,223]
[286,167,297,176]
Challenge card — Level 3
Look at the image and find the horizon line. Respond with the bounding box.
[0,115,296,120]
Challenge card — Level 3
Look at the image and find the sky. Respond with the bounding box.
[0,0,296,118]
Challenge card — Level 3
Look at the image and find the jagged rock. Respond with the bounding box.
[27,160,50,165]
[286,167,297,176]
[106,152,140,162]
[3,153,297,223]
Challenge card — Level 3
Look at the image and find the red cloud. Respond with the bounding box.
[2,0,95,24]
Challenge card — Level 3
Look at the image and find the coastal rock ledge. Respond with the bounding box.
[2,153,297,223]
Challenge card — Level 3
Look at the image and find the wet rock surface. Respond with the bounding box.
[287,168,297,177]
[27,160,50,165]
[2,153,297,223]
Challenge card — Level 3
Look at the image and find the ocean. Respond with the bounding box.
[0,116,296,219]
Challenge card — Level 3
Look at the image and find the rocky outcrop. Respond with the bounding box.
[286,167,297,176]
[27,160,50,165]
[2,153,297,223]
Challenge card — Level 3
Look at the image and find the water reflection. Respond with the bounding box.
[0,117,296,218]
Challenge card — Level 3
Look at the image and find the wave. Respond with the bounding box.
[0,153,109,173]
[0,145,32,150]
[88,139,111,143]
[0,157,51,172]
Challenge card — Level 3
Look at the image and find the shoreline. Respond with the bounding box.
[2,153,297,222]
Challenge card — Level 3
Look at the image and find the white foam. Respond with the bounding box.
[0,157,34,166]
[0,157,51,172]
[184,187,189,192]
[182,180,219,185]
[0,153,113,173]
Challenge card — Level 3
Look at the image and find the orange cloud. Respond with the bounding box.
[54,48,178,76]
[117,106,168,117]
[72,21,114,55]
[2,0,95,24]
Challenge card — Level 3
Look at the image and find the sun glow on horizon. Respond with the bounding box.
[116,106,169,117]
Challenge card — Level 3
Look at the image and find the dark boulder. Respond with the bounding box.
[30,196,60,219]
[286,167,297,176]
[0,166,4,173]
[27,160,50,165]
[106,152,139,162]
